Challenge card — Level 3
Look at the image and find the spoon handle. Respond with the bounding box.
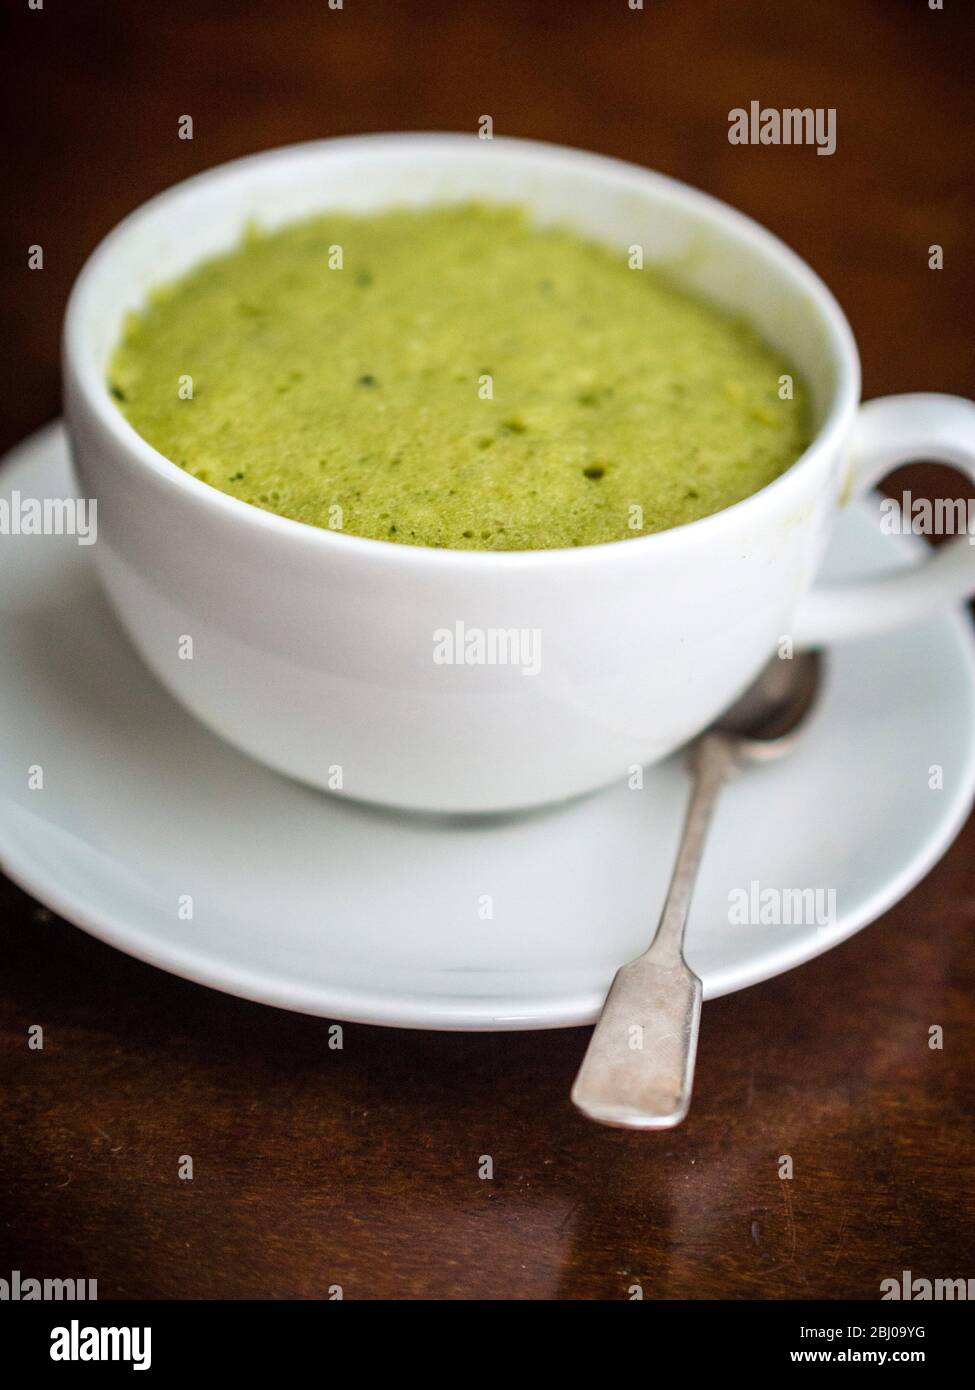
[571,734,736,1129]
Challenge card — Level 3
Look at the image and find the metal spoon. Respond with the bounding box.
[571,650,823,1130]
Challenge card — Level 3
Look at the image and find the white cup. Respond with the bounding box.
[64,134,975,813]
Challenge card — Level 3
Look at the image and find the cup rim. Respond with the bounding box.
[64,131,861,568]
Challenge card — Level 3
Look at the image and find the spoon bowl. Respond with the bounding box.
[714,649,824,752]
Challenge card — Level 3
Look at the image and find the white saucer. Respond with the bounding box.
[3,423,975,1030]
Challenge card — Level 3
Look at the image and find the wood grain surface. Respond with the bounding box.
[1,0,973,1300]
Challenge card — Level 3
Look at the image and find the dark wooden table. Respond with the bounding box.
[2,0,973,1300]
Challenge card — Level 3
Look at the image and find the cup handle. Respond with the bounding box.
[793,394,975,645]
